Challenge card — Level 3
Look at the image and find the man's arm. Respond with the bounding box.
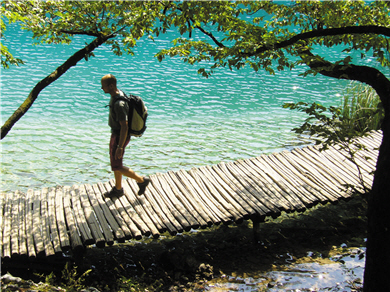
[115,120,128,160]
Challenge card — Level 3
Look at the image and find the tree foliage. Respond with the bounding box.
[1,0,168,139]
[157,1,390,78]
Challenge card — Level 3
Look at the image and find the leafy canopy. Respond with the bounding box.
[156,0,390,77]
[1,0,169,66]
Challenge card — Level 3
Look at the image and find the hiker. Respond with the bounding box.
[101,74,150,197]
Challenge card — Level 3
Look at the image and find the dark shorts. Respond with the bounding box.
[109,133,130,171]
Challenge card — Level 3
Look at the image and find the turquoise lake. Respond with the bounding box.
[1,24,368,193]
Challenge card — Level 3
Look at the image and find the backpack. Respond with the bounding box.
[115,91,148,137]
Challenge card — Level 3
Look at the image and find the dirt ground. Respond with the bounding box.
[1,194,367,291]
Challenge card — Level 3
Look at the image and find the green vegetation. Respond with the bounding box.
[283,82,383,146]
[283,82,384,193]
[341,82,384,133]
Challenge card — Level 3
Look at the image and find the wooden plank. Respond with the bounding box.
[84,184,114,246]
[106,181,146,239]
[304,146,364,187]
[235,158,295,212]
[249,156,306,211]
[10,191,20,257]
[161,172,209,229]
[40,188,55,257]
[2,192,12,259]
[152,174,192,232]
[328,145,375,175]
[143,179,181,235]
[17,190,28,258]
[165,171,212,228]
[78,185,106,247]
[91,184,126,243]
[277,151,331,204]
[170,170,218,225]
[55,187,70,250]
[227,159,293,212]
[103,181,142,240]
[177,169,229,224]
[125,179,163,237]
[212,164,272,217]
[47,188,63,254]
[202,165,256,219]
[155,173,199,230]
[190,167,244,222]
[262,154,316,207]
[97,182,133,240]
[63,186,84,252]
[25,190,36,258]
[287,149,342,201]
[290,148,346,200]
[304,146,372,195]
[106,181,151,237]
[32,190,45,257]
[219,161,282,215]
[70,186,95,246]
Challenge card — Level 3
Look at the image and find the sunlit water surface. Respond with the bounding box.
[0,25,369,193]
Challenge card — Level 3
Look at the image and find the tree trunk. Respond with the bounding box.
[1,35,111,140]
[299,51,390,290]
[363,83,390,291]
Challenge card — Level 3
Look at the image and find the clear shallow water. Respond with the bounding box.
[0,25,363,193]
[206,248,365,292]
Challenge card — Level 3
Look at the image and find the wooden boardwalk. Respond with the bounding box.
[0,131,382,259]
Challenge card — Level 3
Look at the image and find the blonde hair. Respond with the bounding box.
[101,74,117,86]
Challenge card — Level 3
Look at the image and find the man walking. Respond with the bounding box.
[101,74,150,197]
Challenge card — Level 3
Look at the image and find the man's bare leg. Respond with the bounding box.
[114,166,144,190]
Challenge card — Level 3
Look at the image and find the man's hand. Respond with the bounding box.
[115,147,124,160]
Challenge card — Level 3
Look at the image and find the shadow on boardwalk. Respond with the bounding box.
[2,194,367,291]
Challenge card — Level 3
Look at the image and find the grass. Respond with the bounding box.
[340,81,384,133]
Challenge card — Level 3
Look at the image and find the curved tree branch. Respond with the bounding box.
[245,25,390,57]
[1,34,114,139]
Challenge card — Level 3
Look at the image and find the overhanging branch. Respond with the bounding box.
[245,25,390,57]
[1,34,113,140]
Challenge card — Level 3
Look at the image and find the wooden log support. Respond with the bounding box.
[32,190,45,257]
[153,174,192,232]
[63,186,84,252]
[166,171,212,228]
[25,190,36,258]
[97,182,133,240]
[2,192,12,259]
[104,181,142,240]
[70,186,95,246]
[17,190,28,258]
[125,179,163,236]
[39,188,55,257]
[84,184,114,246]
[55,187,70,250]
[91,184,126,243]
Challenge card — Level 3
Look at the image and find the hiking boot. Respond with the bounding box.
[137,176,150,196]
[104,186,124,198]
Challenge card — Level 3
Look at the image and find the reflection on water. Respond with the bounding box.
[206,247,364,292]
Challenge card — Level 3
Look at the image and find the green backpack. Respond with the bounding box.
[115,92,148,137]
